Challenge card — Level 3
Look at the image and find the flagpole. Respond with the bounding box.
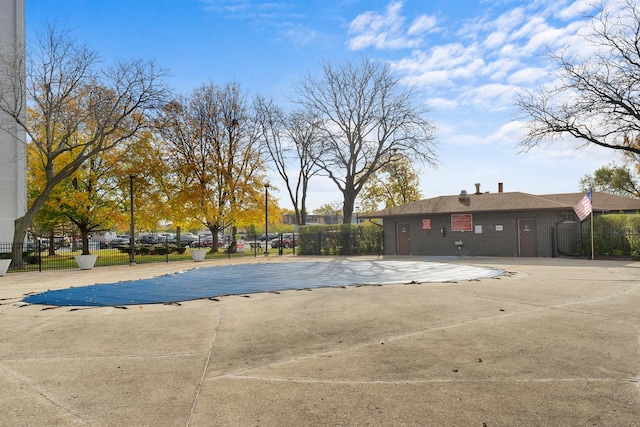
[574,190,594,260]
[590,210,594,261]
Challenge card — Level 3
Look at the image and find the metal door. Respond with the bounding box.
[518,219,537,257]
[396,222,411,255]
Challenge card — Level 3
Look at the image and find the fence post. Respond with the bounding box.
[38,239,42,272]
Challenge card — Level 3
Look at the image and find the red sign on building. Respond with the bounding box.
[421,219,432,230]
[451,214,472,231]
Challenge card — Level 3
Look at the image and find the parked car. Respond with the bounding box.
[139,234,160,244]
[157,232,176,244]
[191,235,214,248]
[108,235,131,248]
[177,232,199,247]
[271,234,296,248]
[259,233,278,241]
[27,238,59,251]
[54,236,70,248]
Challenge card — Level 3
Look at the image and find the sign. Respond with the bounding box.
[451,214,472,232]
[421,218,432,230]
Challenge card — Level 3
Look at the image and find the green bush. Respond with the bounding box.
[151,244,175,255]
[24,252,39,264]
[585,214,640,257]
[298,224,383,256]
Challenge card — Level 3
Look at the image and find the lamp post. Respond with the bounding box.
[129,174,136,265]
[264,183,269,256]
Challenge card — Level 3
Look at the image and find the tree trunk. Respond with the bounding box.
[230,225,238,253]
[10,216,31,269]
[207,224,221,253]
[80,227,91,255]
[342,193,355,224]
[48,230,56,256]
[11,178,59,267]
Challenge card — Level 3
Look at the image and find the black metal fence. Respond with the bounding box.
[0,229,385,273]
[297,228,384,256]
[555,226,640,260]
[0,239,195,272]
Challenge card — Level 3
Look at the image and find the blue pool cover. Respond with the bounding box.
[22,260,504,307]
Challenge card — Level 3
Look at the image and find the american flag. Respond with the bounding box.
[574,190,592,221]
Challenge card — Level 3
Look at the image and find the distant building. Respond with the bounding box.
[0,0,26,242]
[362,183,640,257]
[282,213,343,225]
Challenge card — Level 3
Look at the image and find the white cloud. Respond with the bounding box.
[507,67,549,85]
[485,57,522,81]
[347,1,438,50]
[449,133,490,146]
[278,23,319,46]
[487,120,527,145]
[427,97,458,110]
[458,83,521,111]
[556,0,593,20]
[408,14,438,36]
[383,0,606,119]
[484,31,508,49]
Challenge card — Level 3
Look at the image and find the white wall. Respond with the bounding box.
[0,0,26,243]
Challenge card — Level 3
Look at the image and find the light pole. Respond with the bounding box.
[264,183,269,256]
[129,174,136,265]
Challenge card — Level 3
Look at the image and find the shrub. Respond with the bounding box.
[298,224,383,255]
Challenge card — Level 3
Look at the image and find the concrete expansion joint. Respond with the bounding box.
[187,304,224,426]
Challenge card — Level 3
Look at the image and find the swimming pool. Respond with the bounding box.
[22,259,505,307]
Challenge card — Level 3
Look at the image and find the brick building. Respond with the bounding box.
[363,184,640,257]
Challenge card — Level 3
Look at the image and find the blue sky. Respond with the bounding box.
[26,0,623,210]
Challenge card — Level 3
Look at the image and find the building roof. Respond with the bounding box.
[362,191,640,218]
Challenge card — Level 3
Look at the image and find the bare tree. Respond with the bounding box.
[293,56,436,224]
[0,24,168,262]
[255,96,321,225]
[517,0,640,158]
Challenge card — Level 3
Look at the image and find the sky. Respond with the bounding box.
[26,0,625,211]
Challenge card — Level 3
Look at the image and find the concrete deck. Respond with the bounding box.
[1,256,639,426]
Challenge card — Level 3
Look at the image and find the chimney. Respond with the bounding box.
[498,182,503,193]
[474,183,481,194]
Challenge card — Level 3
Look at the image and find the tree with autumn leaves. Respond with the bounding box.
[0,24,168,263]
[2,25,433,258]
[155,82,274,251]
[31,148,125,255]
[357,154,423,213]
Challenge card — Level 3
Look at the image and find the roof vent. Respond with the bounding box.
[459,190,470,206]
